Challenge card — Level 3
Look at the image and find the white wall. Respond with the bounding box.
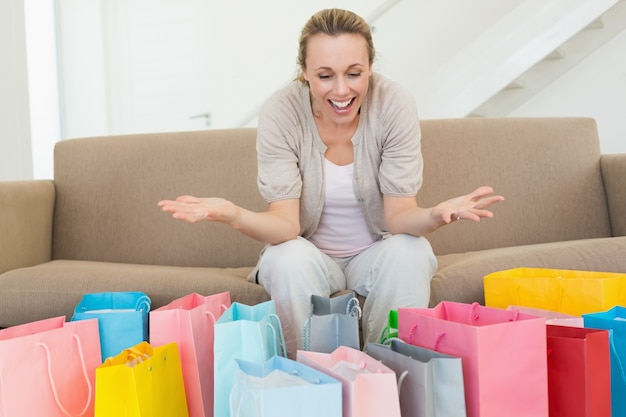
[511,28,626,154]
[0,0,32,181]
[2,0,625,181]
[56,0,108,141]
[24,0,61,179]
[58,0,524,136]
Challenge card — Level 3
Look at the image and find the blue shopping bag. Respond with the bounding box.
[230,356,342,417]
[72,291,151,361]
[583,306,626,417]
[214,300,286,417]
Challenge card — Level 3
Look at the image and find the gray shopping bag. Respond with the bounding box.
[302,292,361,352]
[367,339,467,417]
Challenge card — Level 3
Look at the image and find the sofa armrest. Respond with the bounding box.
[601,154,626,237]
[0,180,55,274]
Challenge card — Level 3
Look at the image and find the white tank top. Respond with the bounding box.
[308,158,377,257]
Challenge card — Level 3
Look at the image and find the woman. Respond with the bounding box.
[158,8,504,357]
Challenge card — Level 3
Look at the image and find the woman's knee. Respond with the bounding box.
[380,234,438,271]
[260,237,321,271]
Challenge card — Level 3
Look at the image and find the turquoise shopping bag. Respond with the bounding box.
[583,306,626,417]
[230,356,342,417]
[72,291,151,361]
[213,300,286,417]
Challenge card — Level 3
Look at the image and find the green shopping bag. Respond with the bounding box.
[378,310,398,344]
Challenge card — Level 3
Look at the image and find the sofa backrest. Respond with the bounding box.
[52,117,612,265]
[53,128,266,267]
[417,117,611,255]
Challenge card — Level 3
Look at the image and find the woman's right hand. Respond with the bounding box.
[158,195,240,225]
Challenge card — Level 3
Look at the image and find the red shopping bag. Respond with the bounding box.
[0,316,102,417]
[546,325,611,417]
[398,301,548,417]
[297,346,401,417]
[150,292,231,417]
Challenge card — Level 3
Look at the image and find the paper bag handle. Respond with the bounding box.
[346,297,362,318]
[407,324,446,352]
[134,295,152,312]
[229,384,257,417]
[609,329,626,383]
[205,303,230,324]
[267,313,287,358]
[38,334,92,417]
[468,302,480,323]
[302,316,312,351]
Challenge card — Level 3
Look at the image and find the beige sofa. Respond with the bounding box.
[1,117,625,327]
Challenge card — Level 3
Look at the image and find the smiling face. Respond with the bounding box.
[302,33,372,127]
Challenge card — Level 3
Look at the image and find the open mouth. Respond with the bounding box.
[329,97,356,111]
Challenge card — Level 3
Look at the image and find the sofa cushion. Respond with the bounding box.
[601,154,626,237]
[52,129,266,267]
[430,236,626,306]
[418,117,612,255]
[0,260,269,327]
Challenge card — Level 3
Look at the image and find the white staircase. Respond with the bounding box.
[413,0,626,119]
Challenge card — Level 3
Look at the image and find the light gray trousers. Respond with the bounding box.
[257,234,437,357]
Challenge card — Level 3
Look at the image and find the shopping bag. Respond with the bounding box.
[230,355,342,417]
[0,316,101,417]
[398,301,548,417]
[150,292,231,417]
[297,345,401,417]
[302,292,361,352]
[94,341,188,417]
[484,267,626,316]
[72,291,151,360]
[546,325,611,417]
[378,309,398,344]
[583,306,626,417]
[506,305,584,327]
[367,340,467,417]
[213,300,286,417]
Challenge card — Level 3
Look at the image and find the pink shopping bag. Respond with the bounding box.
[398,301,548,417]
[150,292,231,417]
[506,305,583,327]
[0,316,102,417]
[297,345,401,417]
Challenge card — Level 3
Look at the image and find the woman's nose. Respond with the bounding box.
[334,77,350,95]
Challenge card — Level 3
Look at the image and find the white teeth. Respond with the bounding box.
[331,99,352,108]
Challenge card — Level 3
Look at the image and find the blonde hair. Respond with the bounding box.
[296,9,375,82]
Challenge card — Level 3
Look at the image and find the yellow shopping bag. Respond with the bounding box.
[484,267,626,316]
[94,341,188,417]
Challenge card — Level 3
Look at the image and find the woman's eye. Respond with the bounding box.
[318,74,331,79]
[348,72,361,78]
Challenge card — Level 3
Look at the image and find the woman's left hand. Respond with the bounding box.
[436,186,505,224]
